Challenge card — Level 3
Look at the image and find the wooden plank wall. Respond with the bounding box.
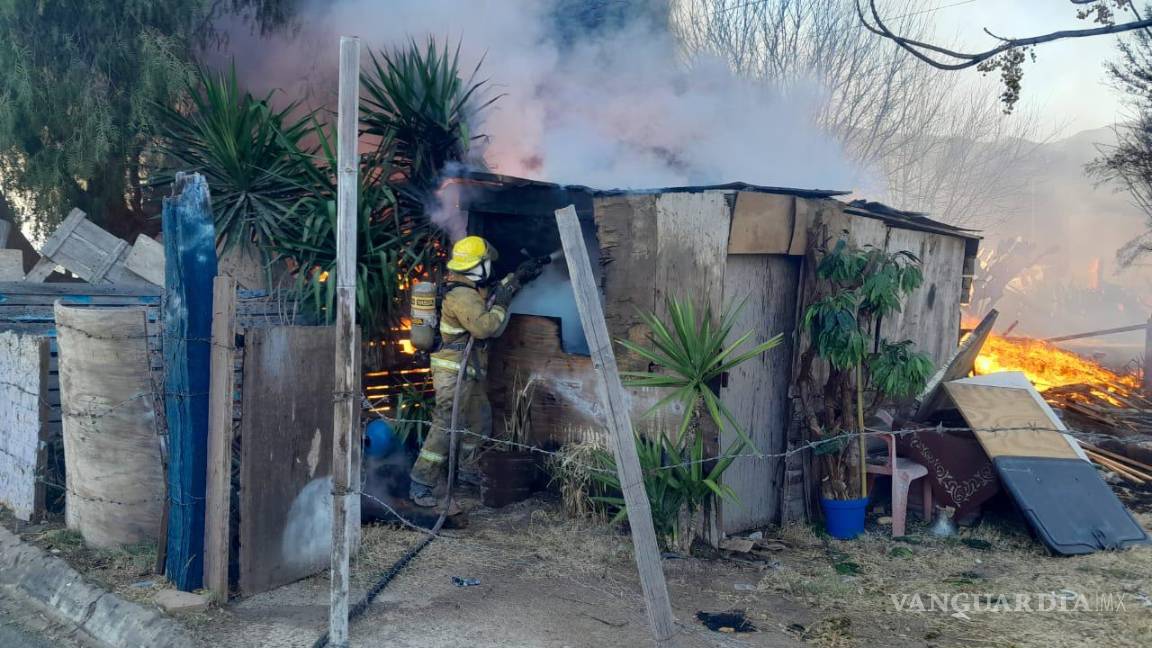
[487,315,670,447]
[718,255,800,532]
[492,191,971,529]
[238,326,345,596]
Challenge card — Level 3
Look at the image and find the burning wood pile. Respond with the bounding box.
[973,334,1152,436]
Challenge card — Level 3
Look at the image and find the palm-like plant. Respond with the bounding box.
[270,125,442,336]
[589,432,745,550]
[618,298,784,450]
[154,63,314,254]
[360,38,500,195]
[592,296,783,551]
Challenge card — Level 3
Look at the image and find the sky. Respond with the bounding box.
[925,0,1130,134]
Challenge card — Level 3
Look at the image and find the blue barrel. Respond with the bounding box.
[364,419,398,457]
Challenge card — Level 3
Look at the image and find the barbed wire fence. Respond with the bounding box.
[1,318,1134,646]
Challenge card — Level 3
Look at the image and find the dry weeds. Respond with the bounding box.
[758,512,1152,648]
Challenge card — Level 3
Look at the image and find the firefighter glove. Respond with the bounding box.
[515,257,545,284]
[492,279,518,308]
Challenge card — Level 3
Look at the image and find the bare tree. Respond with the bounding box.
[674,0,1044,227]
[856,0,1152,111]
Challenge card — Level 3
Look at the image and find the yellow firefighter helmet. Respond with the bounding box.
[446,236,498,272]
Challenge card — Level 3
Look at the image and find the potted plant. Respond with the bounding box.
[798,238,933,539]
[587,297,783,552]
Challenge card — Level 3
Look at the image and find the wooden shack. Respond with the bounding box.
[456,172,979,534]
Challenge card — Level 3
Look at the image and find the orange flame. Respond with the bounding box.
[973,334,1140,405]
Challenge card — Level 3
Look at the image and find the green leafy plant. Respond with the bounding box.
[361,38,500,195]
[268,123,441,336]
[618,298,784,449]
[797,237,934,501]
[154,63,314,254]
[583,296,783,551]
[393,384,434,446]
[588,432,745,550]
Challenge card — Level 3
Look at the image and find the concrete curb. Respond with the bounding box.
[0,525,201,648]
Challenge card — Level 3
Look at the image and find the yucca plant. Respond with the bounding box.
[361,38,500,195]
[588,432,746,551]
[619,298,784,450]
[154,63,314,255]
[797,238,934,501]
[393,384,434,447]
[270,123,443,336]
[594,296,783,551]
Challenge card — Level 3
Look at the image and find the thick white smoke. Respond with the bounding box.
[215,0,859,191]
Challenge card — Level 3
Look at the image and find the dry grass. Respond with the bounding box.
[22,525,166,604]
[349,498,635,597]
[547,438,611,520]
[756,512,1152,648]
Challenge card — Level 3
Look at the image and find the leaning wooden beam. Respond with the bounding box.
[328,35,360,648]
[914,308,998,420]
[555,204,678,647]
[1045,323,1149,343]
[203,276,237,601]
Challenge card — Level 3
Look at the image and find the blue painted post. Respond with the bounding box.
[162,172,218,590]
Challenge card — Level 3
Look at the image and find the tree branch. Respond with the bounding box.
[856,0,1152,71]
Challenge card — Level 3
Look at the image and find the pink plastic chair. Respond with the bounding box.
[866,433,932,537]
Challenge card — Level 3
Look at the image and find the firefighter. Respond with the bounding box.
[409,236,542,507]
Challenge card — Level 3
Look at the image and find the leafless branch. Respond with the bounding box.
[856,0,1152,70]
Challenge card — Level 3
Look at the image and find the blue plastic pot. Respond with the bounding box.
[821,496,869,540]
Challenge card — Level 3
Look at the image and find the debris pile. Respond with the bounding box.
[973,334,1151,435]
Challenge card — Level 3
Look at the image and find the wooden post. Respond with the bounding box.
[329,35,360,648]
[1144,316,1152,396]
[203,276,237,600]
[555,205,678,647]
[162,172,217,590]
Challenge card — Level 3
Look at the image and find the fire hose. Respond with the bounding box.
[311,329,472,648]
[312,251,561,647]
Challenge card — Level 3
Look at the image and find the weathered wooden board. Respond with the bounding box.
[718,254,801,532]
[488,315,600,446]
[654,191,730,316]
[0,249,24,281]
[0,332,50,520]
[556,204,677,646]
[594,194,659,373]
[55,305,164,548]
[29,209,149,285]
[727,193,796,255]
[488,315,668,448]
[882,228,966,368]
[203,277,237,599]
[915,309,998,420]
[239,326,344,596]
[124,234,165,286]
[944,382,1080,460]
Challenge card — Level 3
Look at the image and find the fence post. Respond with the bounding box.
[329,35,360,648]
[203,276,237,600]
[555,205,678,647]
[162,172,218,590]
